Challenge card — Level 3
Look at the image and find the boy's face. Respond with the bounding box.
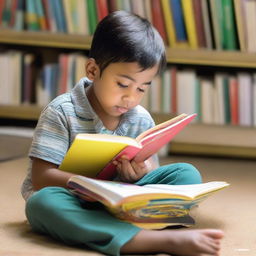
[86,60,158,119]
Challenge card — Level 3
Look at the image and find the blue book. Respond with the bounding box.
[51,0,67,33]
[170,0,187,41]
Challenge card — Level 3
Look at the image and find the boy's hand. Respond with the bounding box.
[114,156,151,183]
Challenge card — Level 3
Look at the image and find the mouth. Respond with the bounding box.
[115,106,129,114]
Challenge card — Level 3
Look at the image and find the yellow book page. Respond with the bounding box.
[60,133,140,177]
[181,0,198,49]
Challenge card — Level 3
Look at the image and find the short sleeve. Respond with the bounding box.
[29,106,69,165]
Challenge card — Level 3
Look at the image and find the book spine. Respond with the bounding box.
[161,0,176,47]
[170,0,187,42]
[151,0,168,45]
[87,0,98,35]
[221,0,238,50]
[181,0,198,49]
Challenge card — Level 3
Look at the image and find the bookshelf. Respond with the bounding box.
[1,18,256,159]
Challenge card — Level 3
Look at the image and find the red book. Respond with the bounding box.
[58,54,69,95]
[22,53,36,104]
[10,0,18,27]
[108,0,117,12]
[229,76,239,125]
[96,0,109,21]
[151,0,168,44]
[41,0,51,31]
[0,0,5,25]
[59,113,196,180]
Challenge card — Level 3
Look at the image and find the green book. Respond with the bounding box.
[87,0,98,35]
[223,76,231,124]
[221,0,238,50]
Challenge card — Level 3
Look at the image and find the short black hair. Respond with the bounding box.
[89,10,166,74]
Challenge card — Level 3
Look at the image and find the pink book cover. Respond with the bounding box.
[97,113,196,180]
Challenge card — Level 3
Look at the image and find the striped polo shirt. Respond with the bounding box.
[21,77,158,200]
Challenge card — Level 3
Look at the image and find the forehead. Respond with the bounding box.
[103,62,159,78]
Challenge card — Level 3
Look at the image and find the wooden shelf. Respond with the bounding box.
[0,30,92,50]
[166,48,256,68]
[1,30,256,68]
[0,105,41,120]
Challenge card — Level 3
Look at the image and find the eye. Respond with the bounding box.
[117,82,128,88]
[137,88,145,93]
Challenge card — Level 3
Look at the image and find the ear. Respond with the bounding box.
[85,58,100,81]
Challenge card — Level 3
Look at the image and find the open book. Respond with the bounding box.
[60,113,196,180]
[67,176,229,229]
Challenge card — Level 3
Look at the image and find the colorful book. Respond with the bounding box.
[14,0,25,31]
[237,72,253,126]
[1,0,12,28]
[67,175,229,229]
[87,0,98,34]
[221,0,238,50]
[52,0,67,33]
[233,0,247,51]
[244,0,256,52]
[60,113,197,180]
[96,0,109,21]
[229,76,239,125]
[130,0,146,18]
[26,0,40,30]
[161,0,176,47]
[192,0,207,48]
[200,0,213,49]
[34,0,47,30]
[170,0,187,43]
[181,0,198,49]
[151,0,168,45]
[209,0,223,50]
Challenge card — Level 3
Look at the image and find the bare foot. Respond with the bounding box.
[164,229,224,256]
[121,228,224,256]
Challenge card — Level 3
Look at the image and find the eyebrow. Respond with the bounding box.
[117,74,152,85]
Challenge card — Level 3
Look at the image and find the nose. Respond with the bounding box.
[122,88,136,106]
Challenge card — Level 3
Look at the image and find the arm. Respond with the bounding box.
[31,157,74,191]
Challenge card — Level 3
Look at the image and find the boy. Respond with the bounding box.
[22,11,223,256]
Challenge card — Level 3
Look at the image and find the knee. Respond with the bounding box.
[175,163,202,184]
[25,187,67,224]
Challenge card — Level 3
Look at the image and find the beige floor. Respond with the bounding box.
[0,154,256,256]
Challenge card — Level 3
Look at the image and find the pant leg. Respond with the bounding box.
[135,162,202,186]
[25,187,141,256]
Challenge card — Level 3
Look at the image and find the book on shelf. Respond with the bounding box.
[67,175,229,229]
[244,0,256,52]
[201,0,213,49]
[229,76,239,125]
[150,0,168,45]
[161,0,176,48]
[209,0,223,50]
[221,0,238,50]
[170,0,188,44]
[233,0,246,52]
[59,113,197,180]
[87,0,98,35]
[192,0,207,48]
[181,0,198,49]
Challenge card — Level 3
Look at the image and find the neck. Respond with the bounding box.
[86,86,120,131]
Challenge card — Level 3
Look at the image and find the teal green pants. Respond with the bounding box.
[25,163,201,256]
